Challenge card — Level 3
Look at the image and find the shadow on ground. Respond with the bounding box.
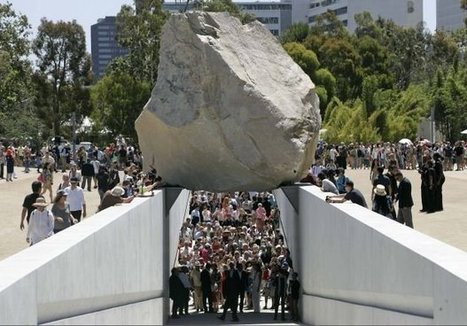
[167,309,303,325]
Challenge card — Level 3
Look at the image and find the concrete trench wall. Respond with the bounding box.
[274,185,467,325]
[0,189,190,325]
[1,186,467,325]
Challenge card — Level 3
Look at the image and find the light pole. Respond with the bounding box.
[72,111,76,163]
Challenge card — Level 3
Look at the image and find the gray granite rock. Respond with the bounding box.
[135,11,321,192]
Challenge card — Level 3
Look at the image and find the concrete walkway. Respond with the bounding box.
[345,168,467,252]
[0,169,101,260]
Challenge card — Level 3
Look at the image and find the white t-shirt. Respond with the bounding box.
[91,160,100,174]
[65,186,86,211]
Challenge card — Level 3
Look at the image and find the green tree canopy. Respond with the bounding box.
[91,71,151,141]
[32,18,92,138]
[116,0,169,85]
[0,3,32,114]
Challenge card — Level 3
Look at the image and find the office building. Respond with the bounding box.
[91,16,129,79]
[307,0,424,32]
[236,1,293,36]
[162,1,293,36]
[437,0,465,31]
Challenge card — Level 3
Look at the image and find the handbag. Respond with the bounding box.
[37,174,45,183]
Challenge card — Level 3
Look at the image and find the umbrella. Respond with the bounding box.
[461,129,467,135]
[420,139,432,146]
[398,138,413,145]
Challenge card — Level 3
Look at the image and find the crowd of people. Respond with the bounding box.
[19,140,163,246]
[314,139,466,172]
[309,138,452,229]
[170,191,301,322]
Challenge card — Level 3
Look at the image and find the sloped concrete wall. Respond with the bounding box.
[3,185,467,325]
[0,189,190,325]
[275,185,467,325]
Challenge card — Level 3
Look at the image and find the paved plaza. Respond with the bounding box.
[0,170,101,261]
[1,168,467,261]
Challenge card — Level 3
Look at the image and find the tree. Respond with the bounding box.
[283,42,320,77]
[0,3,32,119]
[116,0,169,85]
[32,19,92,137]
[91,71,151,141]
[281,22,310,44]
[319,38,362,100]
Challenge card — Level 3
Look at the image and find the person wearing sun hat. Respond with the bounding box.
[97,185,134,212]
[27,197,54,246]
[372,184,393,218]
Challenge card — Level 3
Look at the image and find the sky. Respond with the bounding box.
[8,0,134,52]
[8,0,436,54]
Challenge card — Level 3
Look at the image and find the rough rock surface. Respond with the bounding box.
[135,12,321,192]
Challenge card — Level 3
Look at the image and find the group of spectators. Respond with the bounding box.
[315,139,466,172]
[308,138,452,229]
[19,140,164,246]
[169,191,301,322]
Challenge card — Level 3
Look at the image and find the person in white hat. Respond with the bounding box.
[372,184,393,218]
[27,197,54,246]
[97,185,134,212]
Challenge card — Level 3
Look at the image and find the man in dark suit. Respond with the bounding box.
[395,171,414,228]
[218,262,241,322]
[237,263,249,313]
[201,263,213,313]
[169,268,185,319]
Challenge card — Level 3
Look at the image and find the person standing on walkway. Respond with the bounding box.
[273,262,289,321]
[40,162,54,203]
[218,262,241,322]
[81,159,94,192]
[169,268,185,319]
[27,197,54,246]
[250,262,262,313]
[20,181,43,230]
[190,262,203,312]
[0,145,5,179]
[201,262,213,313]
[68,162,82,183]
[395,171,414,228]
[289,272,301,322]
[177,266,192,316]
[433,153,445,212]
[51,190,77,233]
[5,147,14,182]
[238,263,249,313]
[65,177,86,222]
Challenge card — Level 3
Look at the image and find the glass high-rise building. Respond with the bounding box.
[91,16,129,79]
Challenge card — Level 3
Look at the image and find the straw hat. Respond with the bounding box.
[374,184,387,197]
[111,186,125,197]
[32,197,48,208]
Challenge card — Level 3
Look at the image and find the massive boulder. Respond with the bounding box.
[135,12,321,192]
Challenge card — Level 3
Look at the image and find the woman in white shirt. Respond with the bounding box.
[27,197,54,246]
